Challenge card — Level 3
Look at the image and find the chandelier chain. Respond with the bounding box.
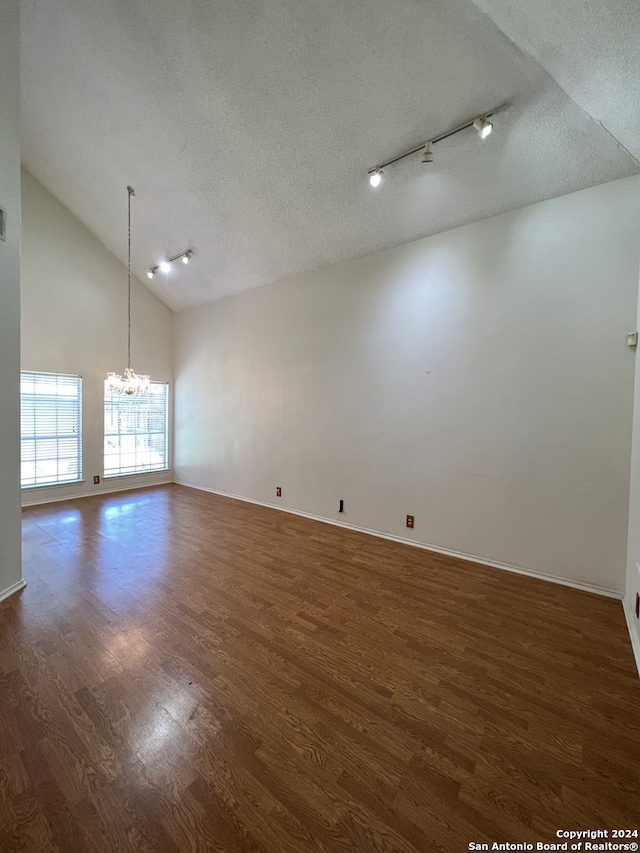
[105,185,149,395]
[127,185,135,370]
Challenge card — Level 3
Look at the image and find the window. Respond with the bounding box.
[20,371,82,488]
[104,381,168,477]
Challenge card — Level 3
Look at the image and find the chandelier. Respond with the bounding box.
[106,186,150,395]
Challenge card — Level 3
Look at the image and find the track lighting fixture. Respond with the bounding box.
[148,249,194,279]
[369,169,383,188]
[473,117,493,139]
[366,102,507,186]
[421,142,434,164]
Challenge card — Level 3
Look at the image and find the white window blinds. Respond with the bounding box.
[20,371,82,488]
[104,381,168,477]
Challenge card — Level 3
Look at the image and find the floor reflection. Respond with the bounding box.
[22,487,173,599]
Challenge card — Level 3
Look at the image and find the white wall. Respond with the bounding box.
[0,0,23,601]
[175,176,640,595]
[20,171,174,504]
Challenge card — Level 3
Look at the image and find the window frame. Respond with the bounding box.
[20,370,83,490]
[103,380,169,479]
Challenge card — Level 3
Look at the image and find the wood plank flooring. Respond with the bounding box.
[2,484,639,851]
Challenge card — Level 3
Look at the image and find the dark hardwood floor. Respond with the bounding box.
[1,484,639,851]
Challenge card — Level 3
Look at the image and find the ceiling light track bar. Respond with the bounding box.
[368,103,508,174]
[149,249,193,277]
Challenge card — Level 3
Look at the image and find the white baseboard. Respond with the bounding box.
[21,478,173,508]
[173,480,623,601]
[0,579,26,604]
[623,595,640,678]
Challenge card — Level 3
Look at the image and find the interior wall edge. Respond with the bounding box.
[0,0,23,602]
[0,580,27,605]
[623,594,640,678]
[174,480,625,602]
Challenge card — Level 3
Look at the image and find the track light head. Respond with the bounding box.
[369,169,383,188]
[147,270,154,279]
[182,252,191,265]
[159,261,171,273]
[421,142,434,164]
[473,117,493,139]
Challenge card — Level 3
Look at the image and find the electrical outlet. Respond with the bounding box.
[93,475,100,485]
[276,486,281,497]
[406,515,414,529]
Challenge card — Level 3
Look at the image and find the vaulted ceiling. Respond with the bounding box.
[20,0,639,312]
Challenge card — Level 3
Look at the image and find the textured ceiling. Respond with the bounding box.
[20,0,639,312]
[468,0,640,162]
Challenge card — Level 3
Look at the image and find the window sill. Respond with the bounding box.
[22,480,85,491]
[103,469,170,480]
